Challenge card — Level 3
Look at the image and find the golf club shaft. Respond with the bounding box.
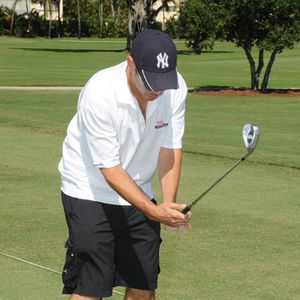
[182,152,248,214]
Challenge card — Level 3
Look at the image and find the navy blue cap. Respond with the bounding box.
[131,29,178,91]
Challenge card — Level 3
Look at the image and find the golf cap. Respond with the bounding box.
[131,29,178,91]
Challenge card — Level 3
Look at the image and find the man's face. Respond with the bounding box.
[132,68,162,101]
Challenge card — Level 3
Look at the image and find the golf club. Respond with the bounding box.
[181,123,260,214]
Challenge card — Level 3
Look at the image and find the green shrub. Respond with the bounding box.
[165,16,177,39]
[0,5,11,35]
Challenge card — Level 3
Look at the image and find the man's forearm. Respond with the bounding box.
[158,148,182,203]
[101,161,189,227]
[100,164,156,218]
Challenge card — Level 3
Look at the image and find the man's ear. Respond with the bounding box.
[127,56,135,69]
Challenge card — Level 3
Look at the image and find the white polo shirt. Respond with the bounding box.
[58,61,187,205]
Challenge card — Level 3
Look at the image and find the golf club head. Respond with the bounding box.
[242,124,260,158]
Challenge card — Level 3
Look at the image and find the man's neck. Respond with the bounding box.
[126,66,148,119]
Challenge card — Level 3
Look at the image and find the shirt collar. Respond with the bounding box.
[115,61,135,105]
[115,61,162,117]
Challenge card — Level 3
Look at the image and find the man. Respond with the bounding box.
[58,29,191,300]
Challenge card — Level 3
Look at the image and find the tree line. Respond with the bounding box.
[178,0,300,91]
[1,0,299,91]
[0,0,177,49]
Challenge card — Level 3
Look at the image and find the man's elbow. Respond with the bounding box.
[99,164,122,187]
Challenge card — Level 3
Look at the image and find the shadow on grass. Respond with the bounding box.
[188,85,300,96]
[10,47,127,53]
[177,50,234,55]
[189,85,235,91]
[11,47,233,55]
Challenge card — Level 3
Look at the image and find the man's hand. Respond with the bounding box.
[100,164,191,228]
[147,202,192,228]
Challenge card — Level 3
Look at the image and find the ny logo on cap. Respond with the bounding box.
[156,52,169,69]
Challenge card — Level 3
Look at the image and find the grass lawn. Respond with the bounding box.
[0,88,299,299]
[0,37,300,88]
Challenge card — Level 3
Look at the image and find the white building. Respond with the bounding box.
[153,0,183,30]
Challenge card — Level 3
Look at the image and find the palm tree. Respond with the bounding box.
[126,0,175,50]
[147,0,175,26]
[53,0,62,37]
[35,0,53,38]
[24,0,31,33]
[126,0,147,49]
[98,0,104,38]
[76,0,81,39]
[9,0,18,36]
[47,0,53,38]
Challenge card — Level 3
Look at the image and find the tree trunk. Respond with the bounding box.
[244,48,256,90]
[9,0,18,37]
[126,10,134,50]
[261,51,277,92]
[77,0,81,39]
[25,0,28,14]
[255,49,264,90]
[25,0,30,34]
[57,0,61,38]
[110,0,116,18]
[133,2,146,34]
[44,1,46,19]
[126,0,148,50]
[98,0,103,38]
[48,1,52,39]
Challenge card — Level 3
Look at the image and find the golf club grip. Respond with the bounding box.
[181,205,191,214]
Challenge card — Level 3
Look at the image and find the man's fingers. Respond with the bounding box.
[155,202,192,227]
[169,203,192,220]
[171,211,192,226]
[170,202,188,211]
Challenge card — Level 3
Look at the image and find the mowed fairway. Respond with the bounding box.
[0,38,300,299]
[0,37,300,88]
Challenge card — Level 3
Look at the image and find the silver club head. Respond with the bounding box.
[242,124,260,155]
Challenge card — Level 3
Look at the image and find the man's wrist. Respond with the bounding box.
[142,200,158,220]
[163,198,176,203]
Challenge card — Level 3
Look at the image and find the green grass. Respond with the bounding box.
[184,94,300,169]
[0,37,128,86]
[178,41,300,88]
[0,89,299,299]
[0,37,300,88]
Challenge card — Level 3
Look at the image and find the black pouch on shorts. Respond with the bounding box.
[62,247,82,290]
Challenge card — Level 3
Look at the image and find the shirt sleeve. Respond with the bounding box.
[162,75,187,149]
[78,103,120,169]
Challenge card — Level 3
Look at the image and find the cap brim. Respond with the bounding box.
[139,68,178,91]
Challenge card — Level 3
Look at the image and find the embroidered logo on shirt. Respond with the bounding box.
[156,52,169,69]
[155,120,168,129]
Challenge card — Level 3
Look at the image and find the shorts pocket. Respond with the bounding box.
[62,247,83,289]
